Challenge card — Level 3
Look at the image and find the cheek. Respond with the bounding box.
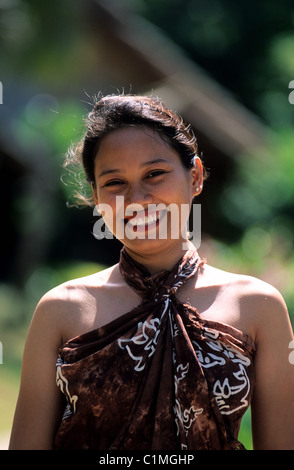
[166,175,194,203]
[96,192,125,235]
[96,187,118,208]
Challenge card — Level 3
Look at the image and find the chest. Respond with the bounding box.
[63,278,253,343]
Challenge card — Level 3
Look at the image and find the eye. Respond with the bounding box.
[146,170,167,179]
[103,179,124,187]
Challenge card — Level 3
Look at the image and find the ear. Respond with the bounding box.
[91,182,99,207]
[191,156,203,196]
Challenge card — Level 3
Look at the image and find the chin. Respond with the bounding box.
[121,236,186,255]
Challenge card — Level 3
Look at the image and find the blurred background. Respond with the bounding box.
[1,0,294,450]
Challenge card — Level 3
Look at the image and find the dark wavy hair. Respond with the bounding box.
[64,93,205,205]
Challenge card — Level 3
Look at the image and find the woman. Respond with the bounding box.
[9,94,294,450]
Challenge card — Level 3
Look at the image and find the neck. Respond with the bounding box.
[123,239,195,274]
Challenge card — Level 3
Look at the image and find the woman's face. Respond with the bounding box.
[92,126,202,253]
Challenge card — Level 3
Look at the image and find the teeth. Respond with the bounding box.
[128,212,158,227]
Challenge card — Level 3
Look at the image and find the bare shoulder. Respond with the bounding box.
[33,263,121,343]
[203,262,287,306]
[198,263,291,342]
[37,264,117,306]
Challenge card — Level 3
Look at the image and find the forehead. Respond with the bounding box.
[94,126,183,179]
[96,125,179,161]
[100,125,169,149]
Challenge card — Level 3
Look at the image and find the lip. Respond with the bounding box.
[124,209,166,233]
[124,209,157,224]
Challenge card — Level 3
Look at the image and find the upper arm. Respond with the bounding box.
[9,292,66,450]
[250,286,294,450]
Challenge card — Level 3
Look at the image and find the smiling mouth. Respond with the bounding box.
[124,209,166,232]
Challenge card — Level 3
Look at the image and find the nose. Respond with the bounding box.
[125,182,153,207]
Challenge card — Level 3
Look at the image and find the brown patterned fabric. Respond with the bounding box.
[54,244,255,450]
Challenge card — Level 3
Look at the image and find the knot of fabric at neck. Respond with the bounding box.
[119,246,202,304]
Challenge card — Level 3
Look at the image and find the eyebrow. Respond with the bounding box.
[97,159,170,179]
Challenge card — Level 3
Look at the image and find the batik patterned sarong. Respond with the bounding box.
[54,245,255,450]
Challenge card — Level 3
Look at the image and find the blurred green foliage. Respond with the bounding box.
[213,128,294,321]
[138,0,294,128]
